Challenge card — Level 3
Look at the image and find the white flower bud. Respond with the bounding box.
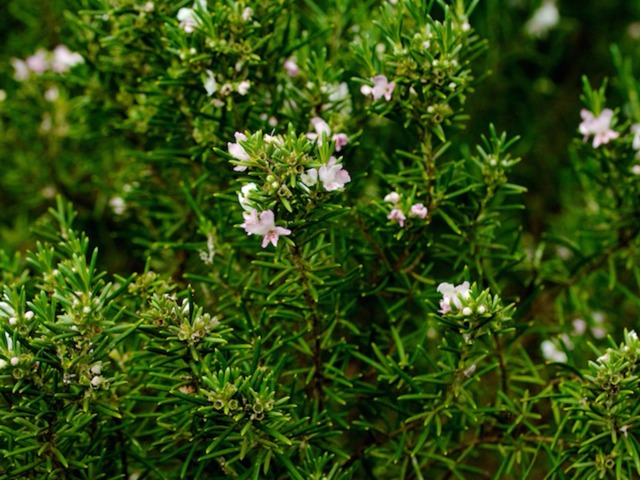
[462,307,472,316]
[10,357,19,366]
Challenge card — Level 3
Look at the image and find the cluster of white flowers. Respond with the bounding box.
[177,0,206,33]
[178,1,252,33]
[203,70,250,106]
[437,281,474,315]
[11,45,83,80]
[384,191,427,227]
[300,157,351,192]
[305,117,349,152]
[228,130,352,248]
[579,108,619,148]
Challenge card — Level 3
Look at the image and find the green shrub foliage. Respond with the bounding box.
[2,0,640,478]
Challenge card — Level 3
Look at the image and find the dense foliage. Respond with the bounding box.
[2,0,640,478]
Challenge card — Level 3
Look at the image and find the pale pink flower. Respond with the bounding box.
[240,208,260,229]
[384,191,400,204]
[410,203,428,219]
[437,281,471,313]
[11,58,30,80]
[306,117,332,144]
[361,75,395,101]
[387,208,406,227]
[228,132,250,171]
[243,210,291,248]
[284,59,299,77]
[579,108,619,148]
[51,45,83,73]
[332,133,349,152]
[318,157,351,191]
[306,117,348,152]
[26,49,49,74]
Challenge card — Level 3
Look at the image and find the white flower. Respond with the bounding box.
[572,318,587,335]
[26,49,49,74]
[306,116,332,144]
[541,340,567,363]
[236,80,251,95]
[51,45,84,73]
[284,59,299,77]
[437,281,471,313]
[241,7,253,21]
[11,58,30,80]
[45,87,59,102]
[318,157,351,191]
[306,117,349,152]
[228,132,250,171]
[525,0,559,38]
[384,192,401,204]
[300,168,318,187]
[579,108,619,148]
[109,196,126,215]
[177,0,207,33]
[327,82,349,104]
[597,352,610,364]
[91,375,103,387]
[237,182,258,211]
[361,74,396,101]
[631,124,640,150]
[204,70,217,96]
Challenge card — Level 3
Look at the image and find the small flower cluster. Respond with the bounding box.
[435,281,509,343]
[384,191,427,227]
[588,330,640,398]
[305,117,349,152]
[579,108,619,148]
[177,1,253,33]
[203,70,251,107]
[176,0,207,33]
[11,45,83,80]
[227,130,351,248]
[177,312,220,345]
